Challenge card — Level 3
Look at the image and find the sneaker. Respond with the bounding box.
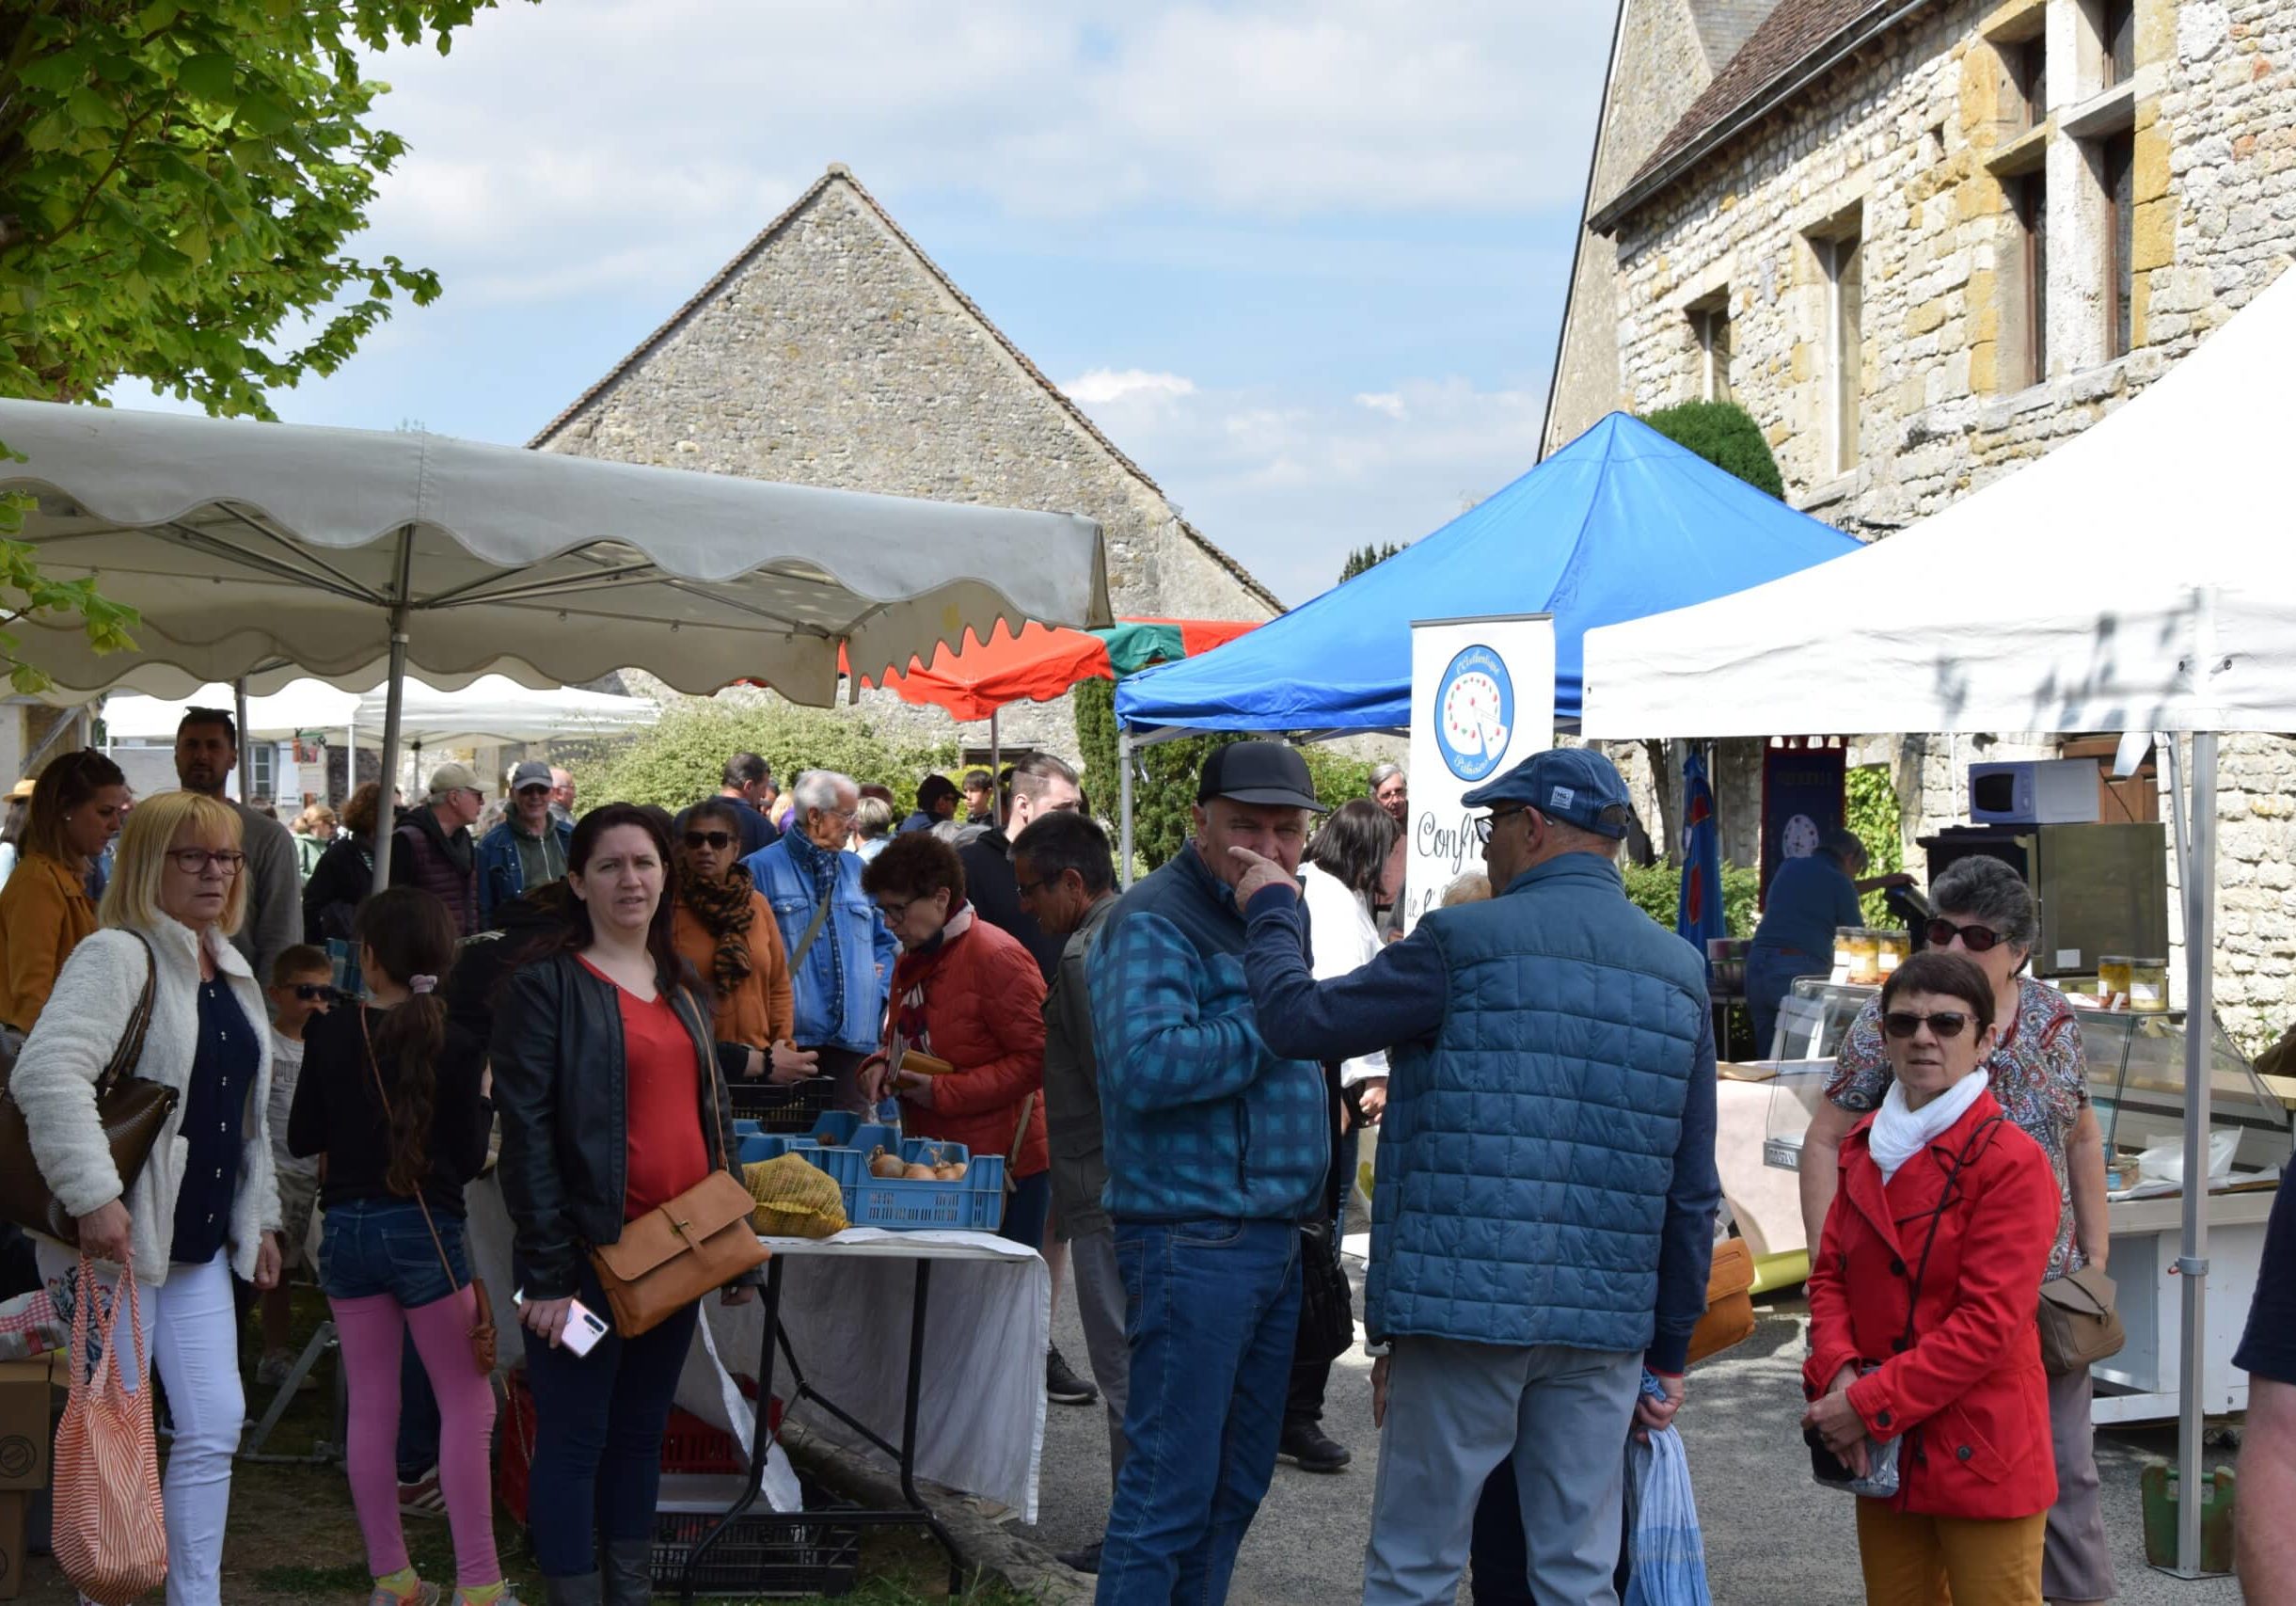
[397,1468,447,1519]
[1055,1539,1104,1573]
[255,1348,315,1391]
[367,1582,440,1606]
[1276,1423,1351,1473]
[1046,1346,1099,1406]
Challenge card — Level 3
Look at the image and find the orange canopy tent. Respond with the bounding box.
[857,617,1261,723]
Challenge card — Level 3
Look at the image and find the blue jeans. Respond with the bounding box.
[521,1258,703,1579]
[1744,945,1819,1058]
[1097,1219,1301,1606]
[319,1197,470,1305]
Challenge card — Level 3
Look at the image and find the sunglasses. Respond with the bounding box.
[289,983,340,1003]
[1925,917,2004,953]
[683,831,735,850]
[1882,1010,1974,1041]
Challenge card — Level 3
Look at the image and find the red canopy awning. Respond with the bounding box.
[860,617,1259,723]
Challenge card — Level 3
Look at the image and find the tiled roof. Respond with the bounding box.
[530,167,1285,615]
[1592,0,1930,231]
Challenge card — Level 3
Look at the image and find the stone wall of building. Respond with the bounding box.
[534,171,1278,769]
[1595,0,2295,1048]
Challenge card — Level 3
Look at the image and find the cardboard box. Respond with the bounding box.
[0,1488,25,1600]
[0,1360,52,1491]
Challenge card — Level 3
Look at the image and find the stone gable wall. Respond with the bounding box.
[1602,0,2296,1048]
[535,180,1276,762]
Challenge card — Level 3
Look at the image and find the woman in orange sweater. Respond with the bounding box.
[0,748,129,1034]
[672,798,817,1105]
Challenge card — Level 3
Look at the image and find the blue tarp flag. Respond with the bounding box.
[1115,412,1863,736]
[1678,748,1726,962]
[1623,1416,1712,1606]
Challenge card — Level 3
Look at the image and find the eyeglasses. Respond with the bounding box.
[1925,917,2004,953]
[875,896,917,922]
[166,848,245,876]
[684,831,735,850]
[1882,1010,1974,1041]
[1472,806,1529,846]
[1015,876,1053,898]
[290,983,340,1003]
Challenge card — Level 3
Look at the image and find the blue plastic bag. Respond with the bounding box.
[1622,1377,1711,1606]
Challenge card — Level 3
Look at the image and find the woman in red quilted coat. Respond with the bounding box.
[1803,949,2061,1606]
[858,831,1051,1247]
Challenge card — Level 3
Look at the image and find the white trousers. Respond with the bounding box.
[38,1244,244,1606]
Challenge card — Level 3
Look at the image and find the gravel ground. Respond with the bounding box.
[1016,1265,2247,1605]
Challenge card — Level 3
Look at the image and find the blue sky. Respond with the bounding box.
[155,0,1617,608]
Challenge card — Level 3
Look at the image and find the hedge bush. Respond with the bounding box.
[573,697,958,816]
[1637,400,1786,499]
[1620,858,1765,941]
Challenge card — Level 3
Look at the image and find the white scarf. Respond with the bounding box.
[1868,1070,1989,1184]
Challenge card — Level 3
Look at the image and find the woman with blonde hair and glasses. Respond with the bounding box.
[0,748,129,1036]
[9,789,285,1606]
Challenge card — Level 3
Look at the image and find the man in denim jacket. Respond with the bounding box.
[744,769,899,1114]
[1085,742,1329,1606]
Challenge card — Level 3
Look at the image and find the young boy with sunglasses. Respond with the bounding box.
[257,942,338,1387]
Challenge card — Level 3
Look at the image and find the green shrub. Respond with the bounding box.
[1845,764,1906,925]
[1636,401,1786,499]
[574,697,958,815]
[1621,859,1764,940]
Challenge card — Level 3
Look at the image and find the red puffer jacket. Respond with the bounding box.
[888,909,1049,1177]
[1804,1088,2060,1520]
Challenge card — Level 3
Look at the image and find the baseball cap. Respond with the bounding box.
[1462,747,1634,840]
[1196,741,1323,812]
[509,760,553,792]
[427,761,483,798]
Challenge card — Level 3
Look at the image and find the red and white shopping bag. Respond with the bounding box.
[53,1250,166,1605]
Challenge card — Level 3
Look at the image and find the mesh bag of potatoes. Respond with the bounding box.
[743,1153,849,1239]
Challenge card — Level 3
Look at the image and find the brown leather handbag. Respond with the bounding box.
[1686,1234,1758,1366]
[588,990,768,1339]
[0,936,174,1247]
[358,1012,496,1374]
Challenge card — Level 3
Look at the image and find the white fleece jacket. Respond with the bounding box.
[9,917,279,1284]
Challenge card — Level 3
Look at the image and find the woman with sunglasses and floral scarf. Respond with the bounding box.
[1803,949,2061,1605]
[671,798,815,1097]
[1800,855,2115,1606]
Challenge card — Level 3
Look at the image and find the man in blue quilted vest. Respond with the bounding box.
[1085,741,1331,1606]
[1232,746,1720,1606]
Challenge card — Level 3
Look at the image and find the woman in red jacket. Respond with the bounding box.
[859,831,1051,1247]
[1803,949,2061,1606]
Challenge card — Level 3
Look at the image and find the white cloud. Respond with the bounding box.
[1060,369,1198,405]
[1354,390,1407,420]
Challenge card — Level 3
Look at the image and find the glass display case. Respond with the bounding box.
[1770,978,2293,1184]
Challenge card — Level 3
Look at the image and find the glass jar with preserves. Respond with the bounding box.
[1846,929,1884,986]
[1877,930,1910,977]
[2128,958,2170,1012]
[2098,955,2134,1001]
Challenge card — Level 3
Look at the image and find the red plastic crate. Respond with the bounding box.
[498,1366,770,1525]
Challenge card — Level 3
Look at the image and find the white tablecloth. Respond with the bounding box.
[464,1181,1047,1521]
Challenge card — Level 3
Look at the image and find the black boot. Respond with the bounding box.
[542,1573,602,1606]
[1277,1420,1351,1472]
[600,1539,654,1606]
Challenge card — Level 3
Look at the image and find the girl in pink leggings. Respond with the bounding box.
[289,887,514,1606]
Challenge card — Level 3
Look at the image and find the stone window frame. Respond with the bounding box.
[1685,286,1734,404]
[1801,207,1865,483]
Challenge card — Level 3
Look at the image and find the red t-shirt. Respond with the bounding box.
[579,958,710,1220]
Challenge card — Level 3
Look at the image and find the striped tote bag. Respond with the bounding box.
[54,1251,167,1605]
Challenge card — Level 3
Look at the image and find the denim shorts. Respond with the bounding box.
[318,1196,471,1308]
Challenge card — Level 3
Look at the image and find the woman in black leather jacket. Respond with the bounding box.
[490,803,758,1606]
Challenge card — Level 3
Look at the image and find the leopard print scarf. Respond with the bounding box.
[678,863,756,998]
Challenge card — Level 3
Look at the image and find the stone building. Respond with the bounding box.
[531,165,1280,765]
[1555,0,2295,1046]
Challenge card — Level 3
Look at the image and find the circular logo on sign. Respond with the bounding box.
[0,1433,33,1481]
[1433,645,1514,783]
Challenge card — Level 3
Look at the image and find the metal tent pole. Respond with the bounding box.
[2169,726,2217,1579]
[990,708,1002,829]
[234,677,252,803]
[1118,726,1135,889]
[370,530,416,892]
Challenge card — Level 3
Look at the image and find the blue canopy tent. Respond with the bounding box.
[1109,411,1865,873]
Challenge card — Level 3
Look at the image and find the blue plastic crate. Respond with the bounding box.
[800,1138,1005,1231]
[736,1133,817,1166]
[733,1119,763,1138]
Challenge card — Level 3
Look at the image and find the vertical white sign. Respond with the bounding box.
[1403,613,1556,931]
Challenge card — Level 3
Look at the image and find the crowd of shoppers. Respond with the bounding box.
[10,725,2294,1606]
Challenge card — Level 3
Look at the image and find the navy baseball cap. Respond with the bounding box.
[1197,741,1323,812]
[1462,748,1634,839]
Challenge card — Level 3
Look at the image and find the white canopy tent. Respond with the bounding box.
[0,398,1110,877]
[1583,270,2296,1579]
[103,680,357,743]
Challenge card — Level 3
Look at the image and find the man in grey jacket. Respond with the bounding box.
[1012,810,1126,1575]
[175,708,303,982]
